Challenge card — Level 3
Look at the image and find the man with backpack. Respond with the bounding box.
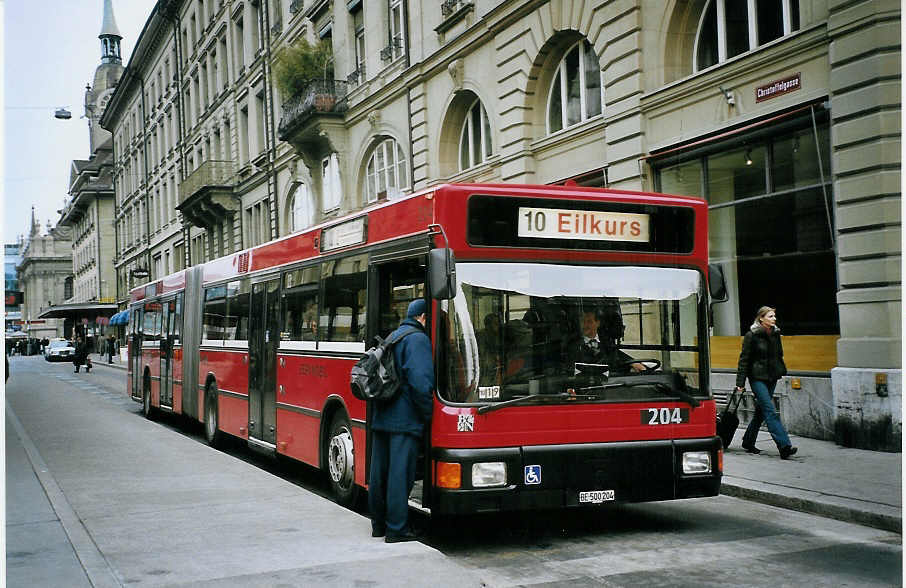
[368,298,434,543]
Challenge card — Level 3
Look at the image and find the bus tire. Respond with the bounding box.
[204,386,223,448]
[142,372,155,420]
[326,412,359,507]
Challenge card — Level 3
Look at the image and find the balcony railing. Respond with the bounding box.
[289,0,303,14]
[179,160,235,205]
[277,79,349,140]
[346,66,366,86]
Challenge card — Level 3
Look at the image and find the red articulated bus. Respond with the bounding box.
[126,183,727,514]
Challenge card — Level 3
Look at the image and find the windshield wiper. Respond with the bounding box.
[477,392,597,414]
[603,380,700,407]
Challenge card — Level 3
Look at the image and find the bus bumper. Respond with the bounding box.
[430,437,722,515]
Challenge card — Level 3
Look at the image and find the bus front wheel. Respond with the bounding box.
[326,413,359,507]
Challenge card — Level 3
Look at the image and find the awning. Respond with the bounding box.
[37,302,118,320]
[109,310,130,325]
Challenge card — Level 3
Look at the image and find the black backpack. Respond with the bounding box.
[350,328,418,403]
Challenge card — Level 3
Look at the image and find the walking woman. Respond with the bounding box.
[734,306,797,459]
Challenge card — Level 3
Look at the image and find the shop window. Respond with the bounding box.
[547,39,603,134]
[695,0,800,71]
[654,110,836,337]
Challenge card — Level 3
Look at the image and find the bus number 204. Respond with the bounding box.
[642,408,689,425]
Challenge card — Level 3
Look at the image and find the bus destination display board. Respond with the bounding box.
[518,207,650,242]
[468,195,695,253]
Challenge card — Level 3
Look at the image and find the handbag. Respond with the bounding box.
[716,389,743,448]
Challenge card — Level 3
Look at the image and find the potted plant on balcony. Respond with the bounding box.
[273,38,335,109]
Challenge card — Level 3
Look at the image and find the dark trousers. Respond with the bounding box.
[742,379,791,449]
[368,430,419,535]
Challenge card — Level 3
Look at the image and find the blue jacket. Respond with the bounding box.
[371,318,434,436]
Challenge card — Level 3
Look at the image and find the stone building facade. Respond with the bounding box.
[101,0,900,447]
[16,215,72,340]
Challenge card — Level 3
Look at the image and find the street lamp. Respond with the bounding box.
[54,108,73,119]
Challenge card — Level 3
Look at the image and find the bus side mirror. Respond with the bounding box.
[708,263,728,303]
[429,248,457,300]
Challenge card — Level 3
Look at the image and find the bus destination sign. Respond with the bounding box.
[517,207,650,242]
[321,216,367,252]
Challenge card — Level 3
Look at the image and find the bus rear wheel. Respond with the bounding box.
[326,413,359,507]
[204,387,223,448]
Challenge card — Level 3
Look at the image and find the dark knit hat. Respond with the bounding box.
[407,299,427,318]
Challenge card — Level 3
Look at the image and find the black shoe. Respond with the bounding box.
[371,527,385,538]
[741,443,761,455]
[779,446,798,460]
[385,529,420,543]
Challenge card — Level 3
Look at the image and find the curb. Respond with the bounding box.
[721,478,902,534]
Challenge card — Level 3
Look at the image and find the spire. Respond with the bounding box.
[99,0,122,65]
[29,206,40,237]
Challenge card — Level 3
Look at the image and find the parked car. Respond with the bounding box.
[45,339,75,362]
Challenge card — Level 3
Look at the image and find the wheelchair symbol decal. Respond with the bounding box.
[524,465,541,485]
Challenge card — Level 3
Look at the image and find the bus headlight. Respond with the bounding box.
[682,451,712,474]
[471,462,506,487]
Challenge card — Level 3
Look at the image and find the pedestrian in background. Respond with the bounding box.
[734,306,797,459]
[368,298,434,543]
[106,334,116,364]
[73,336,92,374]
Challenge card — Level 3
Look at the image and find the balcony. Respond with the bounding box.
[177,160,239,230]
[277,79,348,143]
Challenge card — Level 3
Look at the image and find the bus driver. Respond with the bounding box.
[573,308,644,374]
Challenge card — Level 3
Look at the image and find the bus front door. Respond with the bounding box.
[248,278,279,446]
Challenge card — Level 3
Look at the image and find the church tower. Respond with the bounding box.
[85,0,124,154]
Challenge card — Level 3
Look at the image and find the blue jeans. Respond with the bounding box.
[742,379,791,449]
[368,430,419,535]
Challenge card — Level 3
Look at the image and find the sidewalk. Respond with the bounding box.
[77,359,906,534]
[721,429,902,533]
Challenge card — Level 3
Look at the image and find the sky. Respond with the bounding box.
[3,0,155,244]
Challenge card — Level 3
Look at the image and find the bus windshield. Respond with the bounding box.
[441,263,706,404]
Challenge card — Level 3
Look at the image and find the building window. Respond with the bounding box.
[459,99,492,171]
[290,182,312,232]
[322,153,342,212]
[364,138,407,204]
[695,0,800,72]
[388,0,405,61]
[654,107,835,337]
[547,39,603,134]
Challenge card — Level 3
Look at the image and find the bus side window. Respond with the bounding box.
[375,257,427,340]
[282,266,320,341]
[321,254,368,343]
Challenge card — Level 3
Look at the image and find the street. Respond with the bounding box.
[6,354,902,587]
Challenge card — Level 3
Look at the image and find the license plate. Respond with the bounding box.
[579,490,615,503]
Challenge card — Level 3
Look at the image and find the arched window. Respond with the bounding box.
[290,183,311,232]
[459,99,492,171]
[364,138,408,204]
[547,40,602,134]
[321,153,342,213]
[695,0,801,72]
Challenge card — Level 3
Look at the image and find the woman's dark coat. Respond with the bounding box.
[735,324,787,388]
